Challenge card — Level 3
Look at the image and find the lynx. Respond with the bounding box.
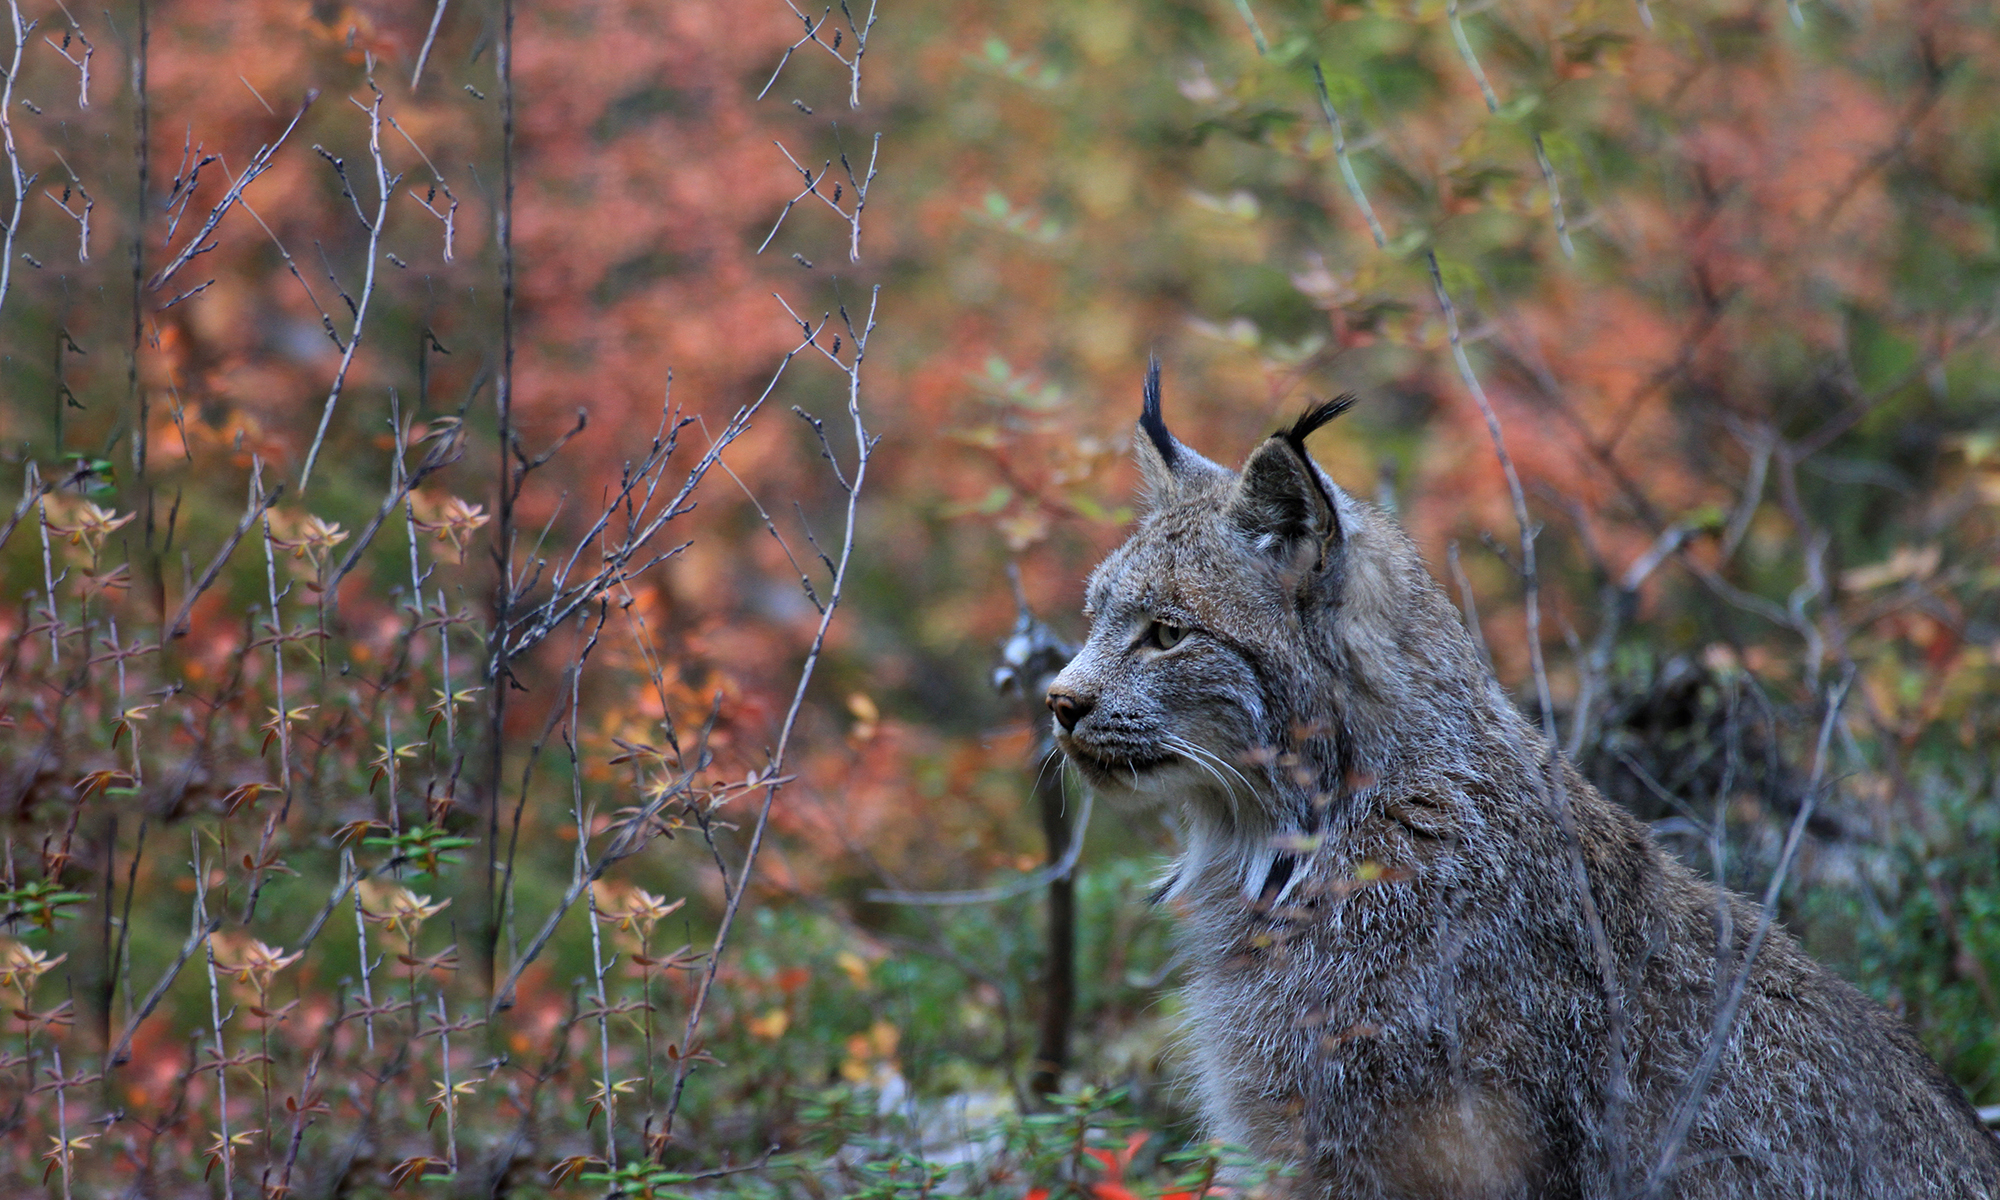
[1044,366,2000,1199]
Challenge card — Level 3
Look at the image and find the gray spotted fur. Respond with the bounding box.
[1045,392,2000,1199]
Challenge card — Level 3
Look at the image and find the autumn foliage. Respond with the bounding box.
[0,0,1997,1195]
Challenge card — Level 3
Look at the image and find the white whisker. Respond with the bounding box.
[1164,734,1265,831]
[1168,734,1263,802]
[1033,745,1067,814]
[1206,743,1265,798]
[1163,735,1228,791]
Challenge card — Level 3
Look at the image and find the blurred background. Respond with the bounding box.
[0,0,1996,1193]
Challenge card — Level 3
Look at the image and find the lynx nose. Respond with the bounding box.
[1046,687,1092,732]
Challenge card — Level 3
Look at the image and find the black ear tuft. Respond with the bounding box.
[1139,353,1179,471]
[1282,394,1358,452]
[1278,394,1355,536]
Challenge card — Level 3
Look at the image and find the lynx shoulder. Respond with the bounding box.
[1045,365,2000,1199]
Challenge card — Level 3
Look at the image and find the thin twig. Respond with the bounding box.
[161,478,284,644]
[1446,0,1500,113]
[664,286,879,1134]
[127,0,150,477]
[149,91,316,292]
[43,160,93,263]
[103,912,219,1068]
[0,1,42,322]
[1533,134,1575,259]
[1228,0,1269,54]
[257,464,292,795]
[0,460,50,553]
[196,840,237,1200]
[1641,671,1853,1195]
[581,765,618,1170]
[319,406,466,618]
[484,0,519,994]
[385,113,457,261]
[411,0,448,89]
[44,8,92,108]
[1312,64,1387,250]
[299,88,403,490]
[1428,250,1635,1186]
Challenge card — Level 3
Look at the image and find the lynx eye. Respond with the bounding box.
[1147,619,1187,650]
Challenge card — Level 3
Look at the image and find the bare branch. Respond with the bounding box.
[1445,0,1500,113]
[411,0,448,89]
[319,408,467,619]
[299,87,403,491]
[1312,64,1387,250]
[385,112,458,261]
[0,459,49,552]
[665,286,879,1134]
[1533,133,1576,259]
[149,91,317,292]
[43,12,92,108]
[0,1,43,322]
[1641,671,1854,1195]
[104,914,221,1069]
[162,478,284,645]
[1429,250,1635,1184]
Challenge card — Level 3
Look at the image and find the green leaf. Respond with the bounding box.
[1067,493,1108,522]
[1434,254,1480,297]
[1682,504,1727,531]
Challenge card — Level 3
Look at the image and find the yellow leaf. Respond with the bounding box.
[836,950,872,989]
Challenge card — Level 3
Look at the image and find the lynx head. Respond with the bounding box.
[1047,361,1493,851]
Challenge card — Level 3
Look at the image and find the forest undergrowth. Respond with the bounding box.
[1,0,1998,1197]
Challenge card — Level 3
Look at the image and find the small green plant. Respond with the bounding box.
[850,1152,951,1200]
[362,822,477,878]
[0,880,92,932]
[1009,1087,1140,1200]
[580,1160,710,1199]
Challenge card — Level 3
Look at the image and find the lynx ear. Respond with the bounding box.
[1231,396,1356,570]
[1133,355,1224,508]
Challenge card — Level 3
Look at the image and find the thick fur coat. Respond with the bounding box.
[1045,377,2000,1199]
